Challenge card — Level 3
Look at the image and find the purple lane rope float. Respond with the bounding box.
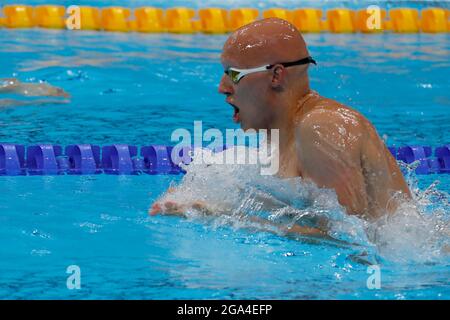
[0,143,449,176]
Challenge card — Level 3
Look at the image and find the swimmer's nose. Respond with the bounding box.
[218,74,234,95]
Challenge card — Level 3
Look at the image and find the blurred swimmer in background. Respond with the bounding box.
[0,78,70,107]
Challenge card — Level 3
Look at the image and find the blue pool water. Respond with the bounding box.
[0,6,450,299]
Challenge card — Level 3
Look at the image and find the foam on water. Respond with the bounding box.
[154,146,450,265]
[366,161,450,263]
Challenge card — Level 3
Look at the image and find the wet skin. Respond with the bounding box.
[218,18,410,220]
[151,18,411,224]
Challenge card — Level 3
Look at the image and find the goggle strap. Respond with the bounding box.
[268,56,317,69]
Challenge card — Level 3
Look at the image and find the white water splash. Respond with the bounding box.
[366,161,450,263]
[156,146,450,264]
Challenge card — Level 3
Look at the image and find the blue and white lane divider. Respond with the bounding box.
[0,143,449,176]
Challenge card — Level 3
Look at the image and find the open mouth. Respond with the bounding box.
[228,102,240,123]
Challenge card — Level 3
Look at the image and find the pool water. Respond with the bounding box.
[0,15,449,299]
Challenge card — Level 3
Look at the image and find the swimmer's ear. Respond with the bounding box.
[270,64,285,89]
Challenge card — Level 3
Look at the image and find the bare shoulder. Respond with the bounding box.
[296,98,369,153]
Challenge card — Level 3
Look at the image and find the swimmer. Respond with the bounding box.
[151,18,411,233]
[0,78,70,107]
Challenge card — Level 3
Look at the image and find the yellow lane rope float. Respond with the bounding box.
[0,5,448,33]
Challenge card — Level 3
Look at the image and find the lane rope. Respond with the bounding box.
[0,143,449,175]
[0,5,448,33]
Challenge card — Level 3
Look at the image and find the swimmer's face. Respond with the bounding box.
[219,50,276,131]
[218,18,306,131]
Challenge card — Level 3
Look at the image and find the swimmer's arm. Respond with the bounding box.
[149,199,210,216]
[361,123,411,197]
[150,191,328,238]
[249,216,357,247]
[149,187,211,216]
[150,186,289,217]
[296,109,369,216]
[359,122,411,214]
[246,216,327,238]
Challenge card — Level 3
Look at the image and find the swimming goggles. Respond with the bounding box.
[224,56,317,84]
